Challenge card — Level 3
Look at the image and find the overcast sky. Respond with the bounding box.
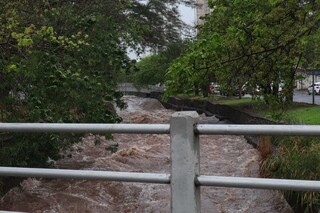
[179,4,195,26]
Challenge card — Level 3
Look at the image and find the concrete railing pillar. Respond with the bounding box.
[170,111,200,213]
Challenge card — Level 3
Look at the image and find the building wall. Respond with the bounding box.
[296,72,320,90]
[196,0,210,25]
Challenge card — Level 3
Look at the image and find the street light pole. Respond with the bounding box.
[312,73,315,105]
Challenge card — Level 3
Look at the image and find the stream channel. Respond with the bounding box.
[1,96,292,212]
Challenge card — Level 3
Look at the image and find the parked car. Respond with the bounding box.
[278,81,285,93]
[208,82,220,94]
[308,82,320,95]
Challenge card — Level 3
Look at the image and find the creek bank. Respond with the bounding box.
[150,92,277,148]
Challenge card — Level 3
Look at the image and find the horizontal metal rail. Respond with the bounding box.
[0,167,170,184]
[0,123,170,134]
[2,123,320,136]
[1,166,319,192]
[197,175,320,191]
[1,211,27,213]
[196,124,320,136]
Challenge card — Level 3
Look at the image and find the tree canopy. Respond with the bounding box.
[132,39,192,87]
[164,0,320,108]
[0,0,192,170]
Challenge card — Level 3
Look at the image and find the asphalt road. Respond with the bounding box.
[293,90,320,105]
[220,90,320,105]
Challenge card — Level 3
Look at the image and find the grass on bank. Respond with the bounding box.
[176,92,320,124]
[286,106,320,125]
[205,95,320,125]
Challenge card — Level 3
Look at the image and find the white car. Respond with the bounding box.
[278,81,285,92]
[308,82,320,95]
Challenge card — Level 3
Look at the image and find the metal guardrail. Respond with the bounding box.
[1,111,320,212]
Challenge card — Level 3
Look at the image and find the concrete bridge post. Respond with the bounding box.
[170,111,200,213]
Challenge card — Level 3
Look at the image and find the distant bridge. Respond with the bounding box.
[118,83,164,96]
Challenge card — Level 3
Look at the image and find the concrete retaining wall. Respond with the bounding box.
[149,93,278,148]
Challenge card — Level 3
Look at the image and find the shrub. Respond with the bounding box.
[260,136,320,212]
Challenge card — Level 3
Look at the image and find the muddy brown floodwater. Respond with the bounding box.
[1,96,292,213]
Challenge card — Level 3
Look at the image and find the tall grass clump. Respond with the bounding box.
[260,136,320,212]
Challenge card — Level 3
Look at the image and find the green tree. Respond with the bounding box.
[0,0,192,171]
[133,40,192,87]
[165,0,320,107]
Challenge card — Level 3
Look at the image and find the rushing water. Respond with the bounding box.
[1,96,292,213]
